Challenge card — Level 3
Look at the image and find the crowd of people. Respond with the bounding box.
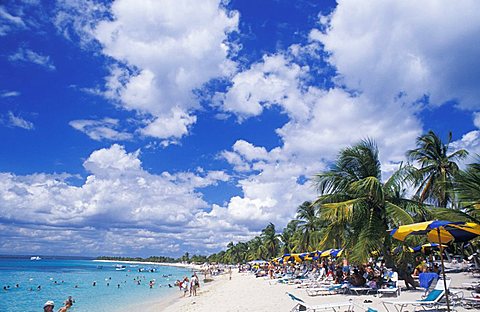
[250,254,467,291]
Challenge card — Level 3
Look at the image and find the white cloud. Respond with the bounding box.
[450,130,480,165]
[2,111,34,130]
[57,0,239,140]
[473,112,480,129]
[0,145,241,255]
[69,118,133,141]
[220,54,310,121]
[0,90,20,97]
[140,107,197,139]
[9,47,56,70]
[312,0,480,110]
[54,0,108,48]
[0,6,26,36]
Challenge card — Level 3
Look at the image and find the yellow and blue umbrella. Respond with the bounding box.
[390,220,480,243]
[389,220,480,312]
[320,248,343,258]
[412,243,448,253]
[282,253,304,263]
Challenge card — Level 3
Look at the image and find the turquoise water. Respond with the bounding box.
[0,257,191,312]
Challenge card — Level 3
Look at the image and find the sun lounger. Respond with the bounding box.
[305,284,346,296]
[349,286,376,295]
[378,271,400,297]
[463,293,480,309]
[287,292,354,312]
[382,278,450,312]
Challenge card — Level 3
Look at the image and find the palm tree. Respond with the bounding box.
[247,236,267,260]
[261,223,280,259]
[295,201,321,251]
[313,139,415,263]
[279,220,298,254]
[407,131,468,208]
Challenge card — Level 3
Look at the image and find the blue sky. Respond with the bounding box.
[1,0,479,257]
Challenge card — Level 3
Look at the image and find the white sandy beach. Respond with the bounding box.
[138,270,479,312]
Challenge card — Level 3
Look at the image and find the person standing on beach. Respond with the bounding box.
[228,267,232,280]
[190,274,198,296]
[182,277,189,297]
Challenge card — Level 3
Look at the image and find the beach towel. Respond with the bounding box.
[418,272,438,289]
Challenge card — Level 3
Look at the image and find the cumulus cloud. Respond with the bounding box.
[56,0,239,140]
[69,118,133,141]
[219,54,310,121]
[1,111,35,130]
[311,0,480,110]
[9,47,56,70]
[0,144,242,255]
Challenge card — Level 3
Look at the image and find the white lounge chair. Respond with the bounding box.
[382,278,450,312]
[305,284,346,296]
[287,292,354,312]
[378,271,400,297]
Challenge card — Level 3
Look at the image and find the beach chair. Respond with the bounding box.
[377,271,400,297]
[305,284,347,296]
[463,292,480,309]
[287,292,354,312]
[382,278,450,312]
[417,272,438,296]
[348,286,377,295]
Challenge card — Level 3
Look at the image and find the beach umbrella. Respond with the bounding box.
[282,253,304,263]
[298,252,313,261]
[320,249,343,258]
[411,243,448,253]
[272,257,283,264]
[308,251,322,260]
[389,220,480,312]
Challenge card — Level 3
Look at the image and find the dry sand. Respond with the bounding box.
[139,270,479,312]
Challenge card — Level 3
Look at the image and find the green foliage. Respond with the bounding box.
[407,130,468,208]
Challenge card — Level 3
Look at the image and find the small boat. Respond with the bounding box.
[30,256,41,261]
[115,265,126,271]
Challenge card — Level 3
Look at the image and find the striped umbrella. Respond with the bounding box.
[282,253,304,263]
[320,248,343,258]
[389,220,480,312]
[390,221,480,243]
[412,243,448,253]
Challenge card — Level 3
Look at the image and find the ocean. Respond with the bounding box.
[0,256,192,312]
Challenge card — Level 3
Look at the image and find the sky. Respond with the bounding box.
[1,0,480,257]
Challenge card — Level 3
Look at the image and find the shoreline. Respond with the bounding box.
[93,259,206,312]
